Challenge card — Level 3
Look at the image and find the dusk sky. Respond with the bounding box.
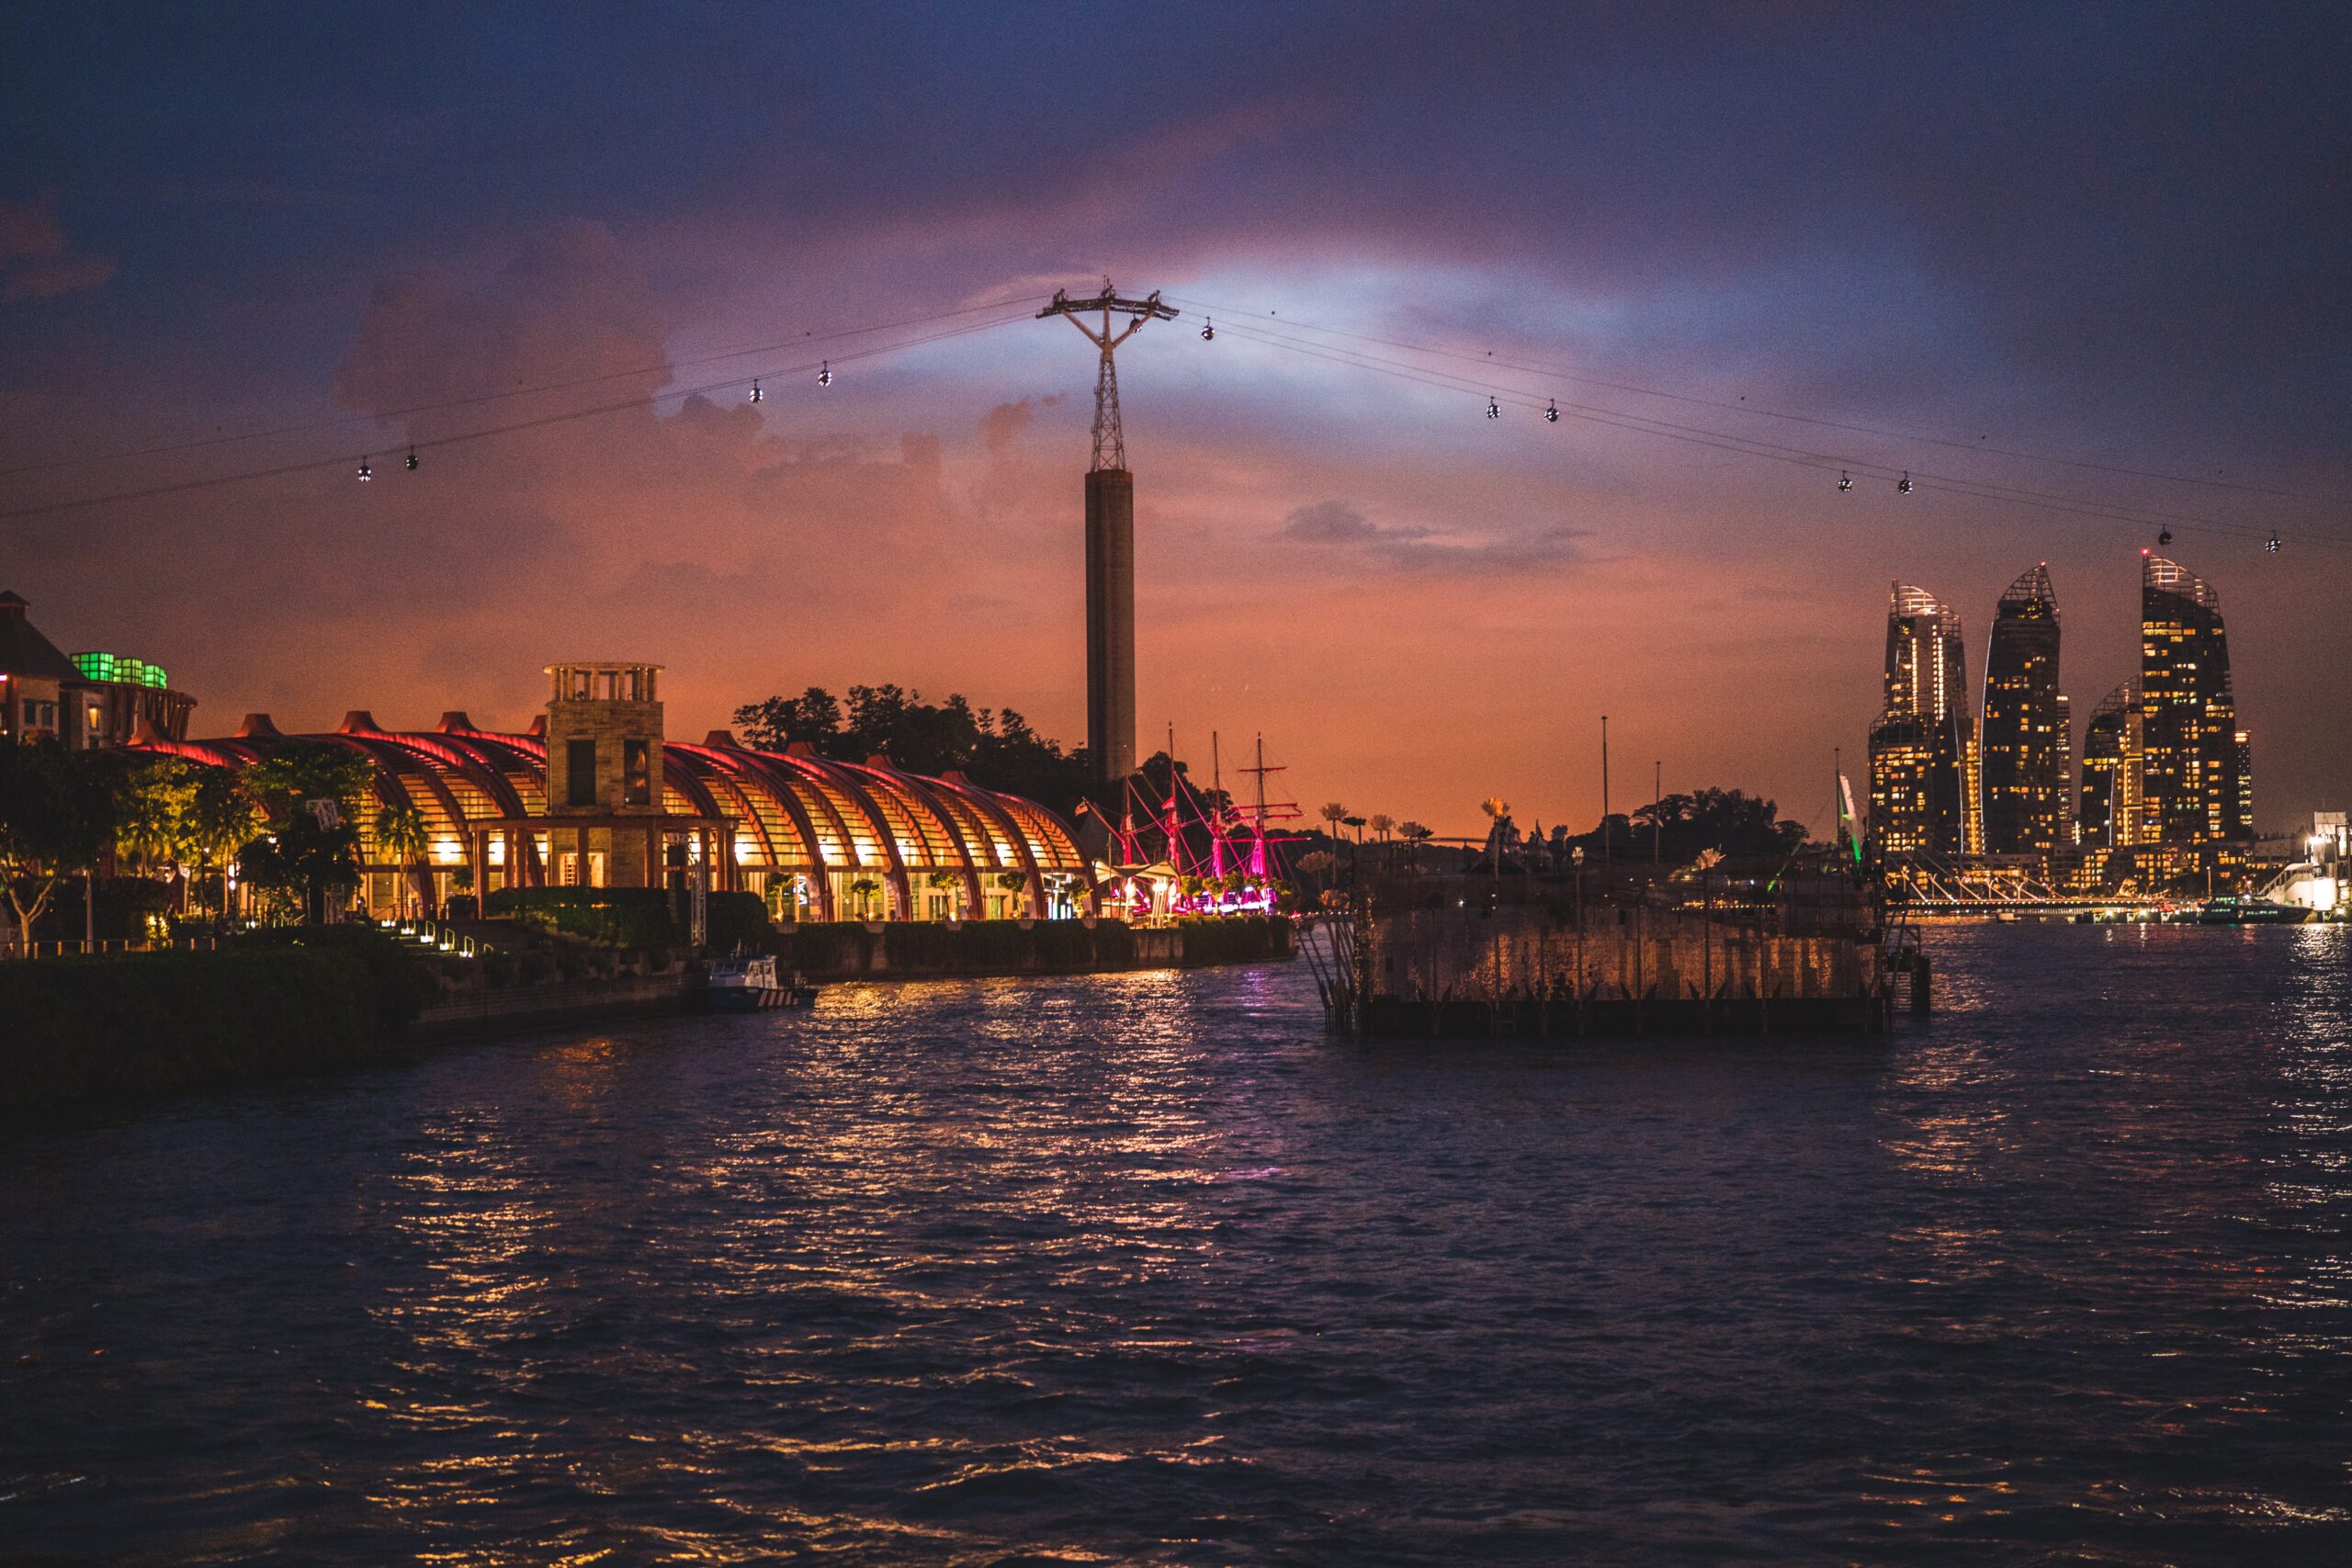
[4,2,2345,838]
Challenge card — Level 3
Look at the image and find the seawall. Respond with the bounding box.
[774,916,1294,980]
[0,943,422,1117]
[4,918,1297,1113]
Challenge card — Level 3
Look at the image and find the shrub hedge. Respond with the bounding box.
[484,886,775,952]
[487,886,677,946]
[0,933,434,1116]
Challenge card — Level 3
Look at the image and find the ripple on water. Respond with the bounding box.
[2,931,2350,1563]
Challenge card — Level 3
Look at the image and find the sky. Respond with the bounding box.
[2,1,2346,839]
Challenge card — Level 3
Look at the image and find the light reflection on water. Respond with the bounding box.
[3,930,2349,1564]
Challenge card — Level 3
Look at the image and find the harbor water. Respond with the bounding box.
[3,924,2348,1563]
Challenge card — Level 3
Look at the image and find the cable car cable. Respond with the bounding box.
[0,293,1045,480]
[0,310,1035,521]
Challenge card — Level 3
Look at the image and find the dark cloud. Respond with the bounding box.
[4,252,117,300]
[1281,499,1379,542]
[0,198,116,300]
[334,220,670,431]
[1280,497,1587,574]
[0,200,67,258]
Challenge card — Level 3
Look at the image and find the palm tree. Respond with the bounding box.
[849,875,882,919]
[371,801,431,920]
[186,769,266,923]
[1480,797,1510,885]
[1319,802,1346,852]
[1396,820,1430,874]
[113,757,198,884]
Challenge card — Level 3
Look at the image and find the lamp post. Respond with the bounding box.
[1653,759,1662,866]
[1600,715,1611,886]
[1572,844,1587,1027]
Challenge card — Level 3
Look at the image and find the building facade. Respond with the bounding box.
[1868,582,1979,857]
[0,591,196,748]
[1978,563,2072,855]
[2139,554,2248,850]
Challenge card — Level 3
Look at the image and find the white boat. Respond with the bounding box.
[707,953,818,1011]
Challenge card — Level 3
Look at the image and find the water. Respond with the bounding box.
[3,925,2348,1564]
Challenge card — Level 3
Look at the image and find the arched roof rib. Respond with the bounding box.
[709,750,846,919]
[763,750,886,868]
[854,763,989,909]
[781,755,910,915]
[726,747,862,869]
[666,747,808,867]
[882,767,1023,911]
[844,762,965,866]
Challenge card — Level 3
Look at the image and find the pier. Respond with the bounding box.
[1307,873,1896,1040]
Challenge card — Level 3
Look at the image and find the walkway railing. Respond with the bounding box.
[0,935,226,960]
[382,917,492,958]
[2,922,492,961]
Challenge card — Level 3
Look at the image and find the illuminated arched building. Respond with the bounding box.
[137,661,1089,922]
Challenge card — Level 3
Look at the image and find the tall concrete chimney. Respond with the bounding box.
[1084,468,1136,785]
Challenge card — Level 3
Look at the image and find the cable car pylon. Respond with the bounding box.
[1037,280,1177,788]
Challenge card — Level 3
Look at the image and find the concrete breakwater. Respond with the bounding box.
[407,971,697,1044]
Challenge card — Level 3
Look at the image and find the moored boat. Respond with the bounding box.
[707,953,820,1010]
[2196,897,2310,925]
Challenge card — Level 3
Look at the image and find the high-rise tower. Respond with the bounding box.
[2078,681,2143,850]
[2139,554,2245,846]
[1038,283,1175,789]
[1979,563,2072,854]
[1867,582,1979,857]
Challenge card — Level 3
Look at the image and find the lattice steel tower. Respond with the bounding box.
[1039,281,1176,786]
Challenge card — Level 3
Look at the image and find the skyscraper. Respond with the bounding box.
[2139,554,2245,846]
[2078,681,2142,850]
[1868,582,1978,857]
[1979,563,2072,854]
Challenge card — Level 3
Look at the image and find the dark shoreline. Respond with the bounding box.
[1,917,1297,1116]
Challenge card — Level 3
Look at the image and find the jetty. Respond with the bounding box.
[1306,868,1906,1040]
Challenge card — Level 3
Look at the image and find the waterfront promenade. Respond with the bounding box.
[4,924,2347,1563]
